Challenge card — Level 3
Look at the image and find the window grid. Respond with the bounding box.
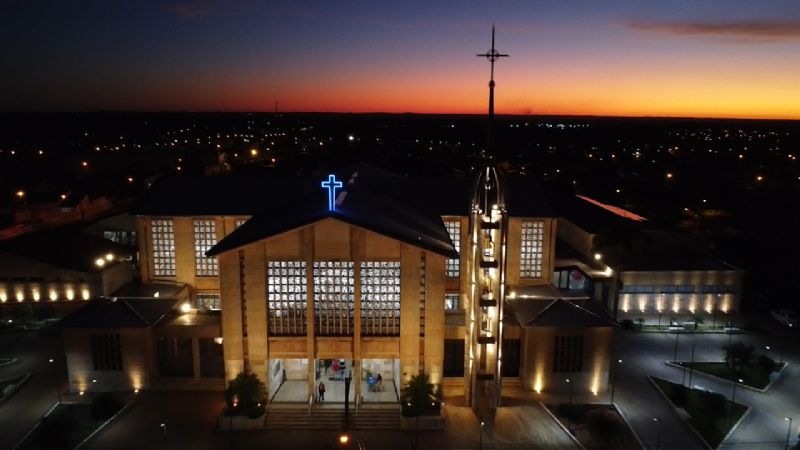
[313,261,354,336]
[520,221,545,278]
[267,261,307,336]
[360,261,401,336]
[91,333,122,371]
[553,335,583,373]
[445,293,459,310]
[445,220,461,277]
[193,219,218,276]
[151,219,175,277]
[196,292,221,310]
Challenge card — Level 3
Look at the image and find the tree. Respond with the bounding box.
[691,314,705,330]
[722,341,755,371]
[225,372,266,417]
[586,409,621,450]
[400,373,438,417]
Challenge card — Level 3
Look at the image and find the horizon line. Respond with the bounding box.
[1,110,799,122]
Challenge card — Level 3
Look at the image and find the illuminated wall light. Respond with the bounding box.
[214,337,223,345]
[594,253,602,261]
[81,289,90,300]
[620,294,630,313]
[66,288,75,301]
[180,303,192,313]
[0,290,6,302]
[105,253,114,261]
[32,289,40,301]
[15,290,24,302]
[637,295,648,312]
[49,289,58,301]
[95,258,106,268]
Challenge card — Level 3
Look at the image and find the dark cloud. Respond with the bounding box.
[169,3,212,19]
[625,19,800,42]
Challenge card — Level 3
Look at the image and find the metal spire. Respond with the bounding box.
[477,25,509,154]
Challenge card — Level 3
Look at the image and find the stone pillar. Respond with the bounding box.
[304,228,316,402]
[424,254,445,385]
[219,250,244,380]
[399,245,421,384]
[244,243,268,383]
[173,217,195,287]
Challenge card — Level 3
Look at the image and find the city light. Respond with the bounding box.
[15,190,24,198]
[95,258,106,267]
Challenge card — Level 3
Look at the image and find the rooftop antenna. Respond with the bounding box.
[476,25,509,156]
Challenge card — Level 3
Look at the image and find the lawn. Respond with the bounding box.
[651,376,747,449]
[676,361,784,390]
[0,373,27,399]
[545,403,643,450]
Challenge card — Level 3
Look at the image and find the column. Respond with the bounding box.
[192,337,201,379]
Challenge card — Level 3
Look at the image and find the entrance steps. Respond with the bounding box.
[265,405,400,429]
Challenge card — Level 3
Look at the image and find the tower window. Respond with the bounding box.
[151,219,175,277]
[444,220,461,277]
[520,221,544,278]
[360,261,401,336]
[193,219,218,277]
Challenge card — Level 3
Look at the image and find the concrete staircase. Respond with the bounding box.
[265,405,400,429]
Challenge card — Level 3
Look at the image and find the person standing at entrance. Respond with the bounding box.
[318,381,326,402]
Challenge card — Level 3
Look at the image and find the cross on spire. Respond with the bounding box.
[477,25,509,118]
[321,174,343,211]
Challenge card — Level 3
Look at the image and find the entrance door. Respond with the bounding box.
[269,358,309,402]
[315,359,355,403]
[361,359,399,403]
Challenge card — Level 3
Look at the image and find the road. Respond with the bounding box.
[0,329,65,448]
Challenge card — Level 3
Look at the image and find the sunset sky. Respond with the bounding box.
[2,0,800,118]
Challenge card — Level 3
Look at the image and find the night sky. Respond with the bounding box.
[2,0,800,118]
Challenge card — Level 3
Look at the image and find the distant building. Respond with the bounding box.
[0,228,135,308]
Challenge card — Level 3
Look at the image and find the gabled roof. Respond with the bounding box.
[507,296,617,328]
[207,171,459,258]
[58,297,179,329]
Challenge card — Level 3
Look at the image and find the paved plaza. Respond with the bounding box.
[2,325,799,449]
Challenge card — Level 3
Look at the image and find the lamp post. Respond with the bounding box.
[658,311,662,330]
[687,344,696,388]
[48,357,61,404]
[566,378,574,434]
[729,378,743,426]
[610,359,622,405]
[672,330,680,363]
[160,421,169,450]
[230,396,238,450]
[785,417,793,450]
[653,417,662,450]
[479,418,485,450]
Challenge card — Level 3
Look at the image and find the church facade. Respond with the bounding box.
[125,166,617,406]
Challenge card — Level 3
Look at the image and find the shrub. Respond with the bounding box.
[757,354,777,373]
[620,319,634,330]
[586,409,621,445]
[225,372,267,416]
[400,373,440,417]
[91,392,123,421]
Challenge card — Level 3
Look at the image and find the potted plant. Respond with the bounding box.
[400,374,444,431]
[219,372,267,430]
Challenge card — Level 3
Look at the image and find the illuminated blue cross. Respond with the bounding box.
[321,174,343,211]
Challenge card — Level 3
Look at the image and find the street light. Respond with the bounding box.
[653,417,662,450]
[729,378,743,426]
[160,421,169,450]
[566,378,574,434]
[672,329,680,363]
[610,359,622,405]
[687,344,696,388]
[785,417,793,450]
[479,418,485,450]
[48,357,61,404]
